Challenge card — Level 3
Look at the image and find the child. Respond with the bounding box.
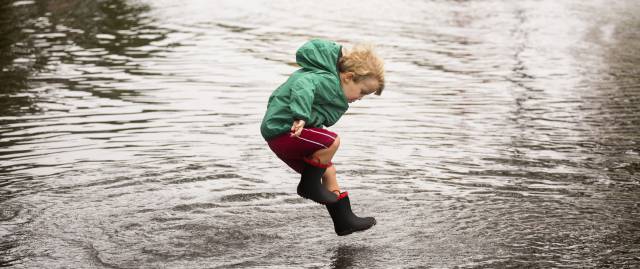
[260,39,384,236]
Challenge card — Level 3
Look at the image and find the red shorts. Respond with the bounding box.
[266,128,338,174]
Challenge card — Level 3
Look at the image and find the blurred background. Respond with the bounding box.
[0,0,639,268]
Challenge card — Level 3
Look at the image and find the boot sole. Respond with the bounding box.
[336,219,377,236]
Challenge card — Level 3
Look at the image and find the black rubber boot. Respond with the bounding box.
[297,163,338,204]
[326,192,376,236]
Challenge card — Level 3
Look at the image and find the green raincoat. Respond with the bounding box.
[260,39,349,140]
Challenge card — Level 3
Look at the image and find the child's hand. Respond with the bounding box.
[290,119,305,137]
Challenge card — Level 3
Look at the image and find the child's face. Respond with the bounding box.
[340,73,379,103]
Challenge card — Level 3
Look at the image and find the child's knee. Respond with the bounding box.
[330,136,340,150]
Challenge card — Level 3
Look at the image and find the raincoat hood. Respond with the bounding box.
[295,39,342,77]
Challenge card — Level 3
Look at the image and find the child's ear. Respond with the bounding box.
[345,72,355,81]
[340,72,355,83]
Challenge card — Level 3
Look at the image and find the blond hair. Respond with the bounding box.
[338,44,385,95]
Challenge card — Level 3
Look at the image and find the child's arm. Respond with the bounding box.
[288,77,315,137]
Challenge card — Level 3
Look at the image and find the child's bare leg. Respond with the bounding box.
[309,137,341,195]
[297,136,340,204]
[322,166,341,195]
[310,136,340,164]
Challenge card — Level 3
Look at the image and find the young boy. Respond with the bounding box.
[260,39,384,236]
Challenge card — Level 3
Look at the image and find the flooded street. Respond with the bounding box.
[1,0,639,267]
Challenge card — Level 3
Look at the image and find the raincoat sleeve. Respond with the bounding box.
[289,77,316,123]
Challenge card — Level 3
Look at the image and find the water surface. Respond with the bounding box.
[1,0,639,268]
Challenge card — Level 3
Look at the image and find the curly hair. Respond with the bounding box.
[338,44,385,95]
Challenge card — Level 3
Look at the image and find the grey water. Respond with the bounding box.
[1,0,639,268]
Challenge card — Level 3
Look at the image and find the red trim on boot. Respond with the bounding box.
[337,191,349,200]
[303,157,333,168]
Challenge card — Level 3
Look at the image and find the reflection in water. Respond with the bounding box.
[0,0,167,115]
[1,0,639,268]
[0,2,36,115]
[330,245,375,269]
[0,0,166,199]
